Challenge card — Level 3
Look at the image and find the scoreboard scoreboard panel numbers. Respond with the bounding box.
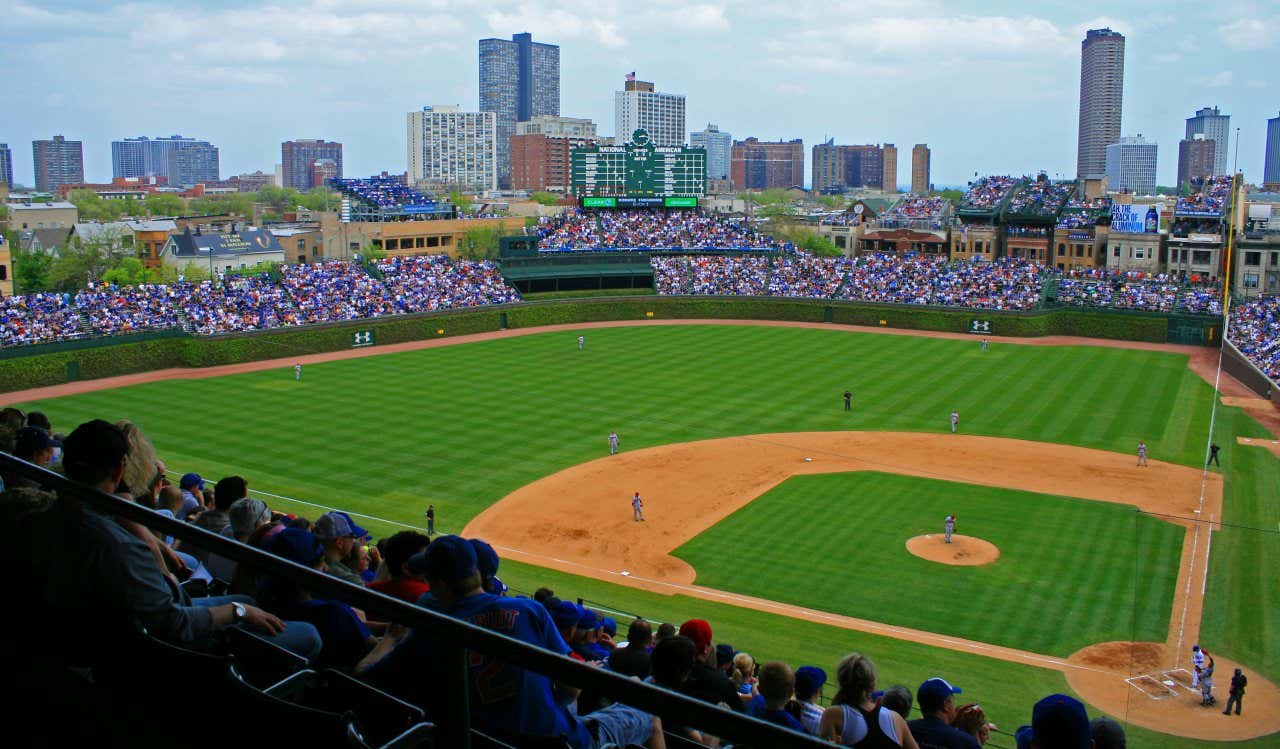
[572,128,706,199]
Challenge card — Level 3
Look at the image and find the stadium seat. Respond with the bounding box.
[223,625,310,690]
[265,668,435,748]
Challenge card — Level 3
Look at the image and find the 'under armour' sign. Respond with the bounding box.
[352,330,375,347]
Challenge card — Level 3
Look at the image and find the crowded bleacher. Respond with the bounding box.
[0,410,1135,748]
[331,177,438,209]
[960,175,1018,210]
[0,257,523,346]
[1006,179,1074,218]
[1176,176,1233,216]
[535,209,775,251]
[1229,297,1280,379]
[1056,197,1112,231]
[877,196,948,229]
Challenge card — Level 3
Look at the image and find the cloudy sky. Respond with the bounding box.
[3,0,1277,188]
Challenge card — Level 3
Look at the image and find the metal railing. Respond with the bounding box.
[0,453,829,749]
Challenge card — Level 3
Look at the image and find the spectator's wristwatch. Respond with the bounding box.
[231,602,246,622]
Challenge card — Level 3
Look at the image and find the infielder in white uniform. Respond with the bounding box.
[1137,440,1149,467]
[632,491,644,522]
[295,363,302,381]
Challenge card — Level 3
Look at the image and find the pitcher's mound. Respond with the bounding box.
[906,534,1000,566]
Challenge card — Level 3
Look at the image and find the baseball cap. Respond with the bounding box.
[917,677,963,713]
[795,666,827,701]
[550,600,581,631]
[467,538,508,594]
[265,527,325,567]
[1089,716,1127,749]
[601,617,617,637]
[1015,725,1033,749]
[1192,645,1201,652]
[14,426,52,458]
[406,535,477,582]
[315,511,367,541]
[180,472,203,490]
[228,497,271,539]
[1032,694,1090,749]
[578,608,601,631]
[678,619,713,651]
[335,511,370,540]
[715,643,736,666]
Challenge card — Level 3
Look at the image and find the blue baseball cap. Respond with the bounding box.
[407,535,477,582]
[468,538,508,594]
[550,600,580,631]
[315,511,368,541]
[180,472,203,490]
[265,527,324,567]
[578,608,601,631]
[795,666,827,700]
[601,617,617,637]
[917,677,963,713]
[1032,694,1090,749]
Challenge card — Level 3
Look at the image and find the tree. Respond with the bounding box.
[933,189,964,206]
[46,241,114,291]
[13,249,55,293]
[297,188,334,212]
[255,185,304,214]
[530,191,560,206]
[816,194,847,210]
[358,243,387,263]
[144,193,186,216]
[458,226,502,259]
[449,190,474,214]
[101,257,150,287]
[179,262,211,282]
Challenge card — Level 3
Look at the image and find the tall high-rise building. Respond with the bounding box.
[479,32,560,189]
[690,124,731,181]
[811,142,891,193]
[730,138,804,190]
[881,144,898,192]
[1105,135,1157,195]
[0,144,12,188]
[407,105,497,192]
[32,135,84,192]
[112,137,150,179]
[1266,112,1280,188]
[1177,135,1216,188]
[165,142,220,187]
[1185,106,1230,176]
[911,144,931,194]
[615,77,686,148]
[1076,28,1125,180]
[282,139,344,190]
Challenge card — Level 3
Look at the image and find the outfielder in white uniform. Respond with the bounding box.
[608,431,620,455]
[295,363,302,381]
[950,411,959,434]
[1137,440,1149,467]
[632,492,644,522]
[578,335,585,350]
[944,515,956,544]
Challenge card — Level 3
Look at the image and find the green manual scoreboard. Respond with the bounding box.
[572,128,707,199]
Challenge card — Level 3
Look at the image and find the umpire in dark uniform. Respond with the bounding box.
[1224,668,1247,715]
[843,390,852,412]
[1208,443,1221,467]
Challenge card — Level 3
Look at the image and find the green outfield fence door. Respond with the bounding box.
[823,306,834,323]
[1166,317,1208,345]
[66,361,80,382]
[499,312,509,330]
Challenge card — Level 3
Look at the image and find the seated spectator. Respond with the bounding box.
[19,419,319,661]
[366,530,431,604]
[1030,694,1091,749]
[882,685,914,720]
[655,621,677,644]
[609,617,653,678]
[550,600,588,662]
[114,420,164,507]
[792,665,828,735]
[600,617,618,651]
[819,653,918,748]
[732,651,760,704]
[261,527,376,670]
[178,472,205,521]
[748,661,805,732]
[908,677,979,749]
[4,427,55,489]
[358,535,661,748]
[470,538,509,595]
[1090,715,1125,749]
[315,510,368,585]
[953,703,996,746]
[678,619,745,712]
[206,497,272,583]
[575,608,611,663]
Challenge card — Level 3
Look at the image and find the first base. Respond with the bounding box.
[620,570,631,576]
[804,457,813,462]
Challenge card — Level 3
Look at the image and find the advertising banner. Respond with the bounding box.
[1110,203,1159,234]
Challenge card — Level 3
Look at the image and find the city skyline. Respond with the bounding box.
[3,1,1277,190]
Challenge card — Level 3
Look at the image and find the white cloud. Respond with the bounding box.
[484,8,625,48]
[1191,71,1234,88]
[1217,16,1279,51]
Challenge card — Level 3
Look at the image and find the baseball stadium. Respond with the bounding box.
[3,179,1279,749]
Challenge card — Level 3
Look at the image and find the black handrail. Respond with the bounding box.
[0,453,830,749]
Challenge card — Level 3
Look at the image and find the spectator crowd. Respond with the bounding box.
[1,408,1140,748]
[1053,269,1223,315]
[1176,176,1233,216]
[0,256,522,347]
[961,176,1018,210]
[1229,297,1280,380]
[331,177,437,209]
[1006,179,1075,218]
[536,209,774,251]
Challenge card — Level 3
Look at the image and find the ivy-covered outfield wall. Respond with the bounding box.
[0,297,1216,392]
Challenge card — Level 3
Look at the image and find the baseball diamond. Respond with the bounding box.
[9,321,1280,746]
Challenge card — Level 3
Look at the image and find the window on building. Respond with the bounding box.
[0,266,7,280]
[1075,245,1084,257]
[427,237,440,247]
[1058,243,1066,256]
[1245,273,1260,288]
[1193,251,1212,265]
[441,237,452,246]
[1134,248,1145,259]
[1271,252,1279,266]
[297,254,306,264]
[1113,247,1120,258]
[1246,252,1262,266]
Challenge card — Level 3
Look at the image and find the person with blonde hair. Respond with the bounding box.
[731,651,759,705]
[114,420,164,507]
[819,653,918,748]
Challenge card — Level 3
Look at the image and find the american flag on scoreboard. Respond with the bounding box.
[625,71,635,82]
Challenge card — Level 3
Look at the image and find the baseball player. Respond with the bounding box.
[843,390,852,412]
[1192,645,1205,687]
[1137,440,1149,467]
[950,410,959,434]
[944,514,956,544]
[424,504,435,536]
[632,491,644,522]
[295,363,302,381]
[1200,653,1216,706]
[578,335,585,350]
[981,338,989,352]
[608,431,620,455]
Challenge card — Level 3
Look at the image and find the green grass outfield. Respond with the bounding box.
[16,324,1280,747]
[674,471,1183,656]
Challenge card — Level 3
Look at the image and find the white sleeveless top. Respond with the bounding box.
[838,705,900,746]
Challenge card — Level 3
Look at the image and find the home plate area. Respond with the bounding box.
[1126,669,1199,700]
